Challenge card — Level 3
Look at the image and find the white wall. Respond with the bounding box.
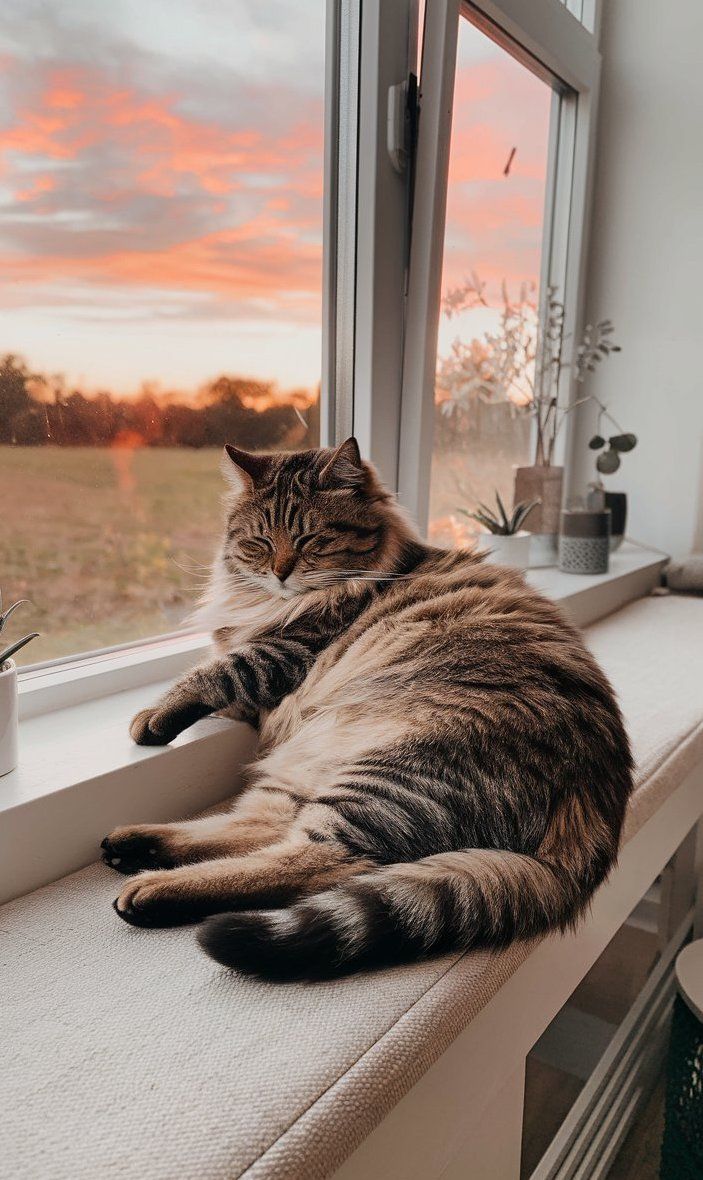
[571,0,703,559]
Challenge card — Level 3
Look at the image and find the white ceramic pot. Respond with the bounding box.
[0,658,18,777]
[474,530,531,570]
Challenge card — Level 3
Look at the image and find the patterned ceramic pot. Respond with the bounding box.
[558,509,611,575]
[0,658,18,777]
[514,465,564,568]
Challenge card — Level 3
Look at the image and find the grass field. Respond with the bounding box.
[1,447,224,665]
[2,433,530,666]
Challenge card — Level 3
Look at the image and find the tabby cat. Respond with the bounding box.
[102,439,633,981]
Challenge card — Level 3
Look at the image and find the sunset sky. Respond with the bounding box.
[0,2,551,397]
[436,16,552,360]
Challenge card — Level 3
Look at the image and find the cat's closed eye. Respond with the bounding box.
[239,536,273,557]
[298,532,339,556]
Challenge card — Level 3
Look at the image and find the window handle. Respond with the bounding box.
[387,74,418,174]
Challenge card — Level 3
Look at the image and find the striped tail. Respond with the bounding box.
[197,796,621,982]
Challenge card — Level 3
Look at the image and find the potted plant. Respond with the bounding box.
[581,375,637,551]
[510,288,568,566]
[459,491,538,570]
[514,302,625,566]
[0,595,39,777]
[438,275,624,566]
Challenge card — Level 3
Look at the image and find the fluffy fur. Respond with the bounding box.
[103,439,633,981]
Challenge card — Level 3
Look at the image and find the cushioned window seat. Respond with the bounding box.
[2,595,703,1180]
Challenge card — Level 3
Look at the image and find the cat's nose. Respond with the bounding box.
[272,553,298,582]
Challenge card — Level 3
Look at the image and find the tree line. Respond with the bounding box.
[0,354,320,450]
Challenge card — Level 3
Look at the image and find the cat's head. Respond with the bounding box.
[219,438,416,599]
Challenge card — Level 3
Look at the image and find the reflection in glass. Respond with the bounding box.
[0,1,324,663]
[427,16,553,548]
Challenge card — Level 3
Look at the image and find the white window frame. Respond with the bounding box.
[394,0,602,531]
[323,0,418,490]
[19,0,602,717]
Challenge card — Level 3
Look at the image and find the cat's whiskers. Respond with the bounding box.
[300,569,418,589]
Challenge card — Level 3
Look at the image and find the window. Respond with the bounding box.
[3,0,602,684]
[1,0,325,664]
[397,1,600,541]
[426,15,554,547]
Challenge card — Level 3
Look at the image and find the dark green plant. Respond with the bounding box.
[459,491,539,536]
[587,423,637,475]
[575,320,637,476]
[0,592,39,666]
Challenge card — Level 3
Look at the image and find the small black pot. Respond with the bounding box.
[604,492,627,550]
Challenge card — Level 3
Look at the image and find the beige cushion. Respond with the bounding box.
[2,595,703,1180]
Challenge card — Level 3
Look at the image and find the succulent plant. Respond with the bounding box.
[0,592,39,667]
[459,490,539,536]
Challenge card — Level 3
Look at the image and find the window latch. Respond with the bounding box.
[387,73,418,174]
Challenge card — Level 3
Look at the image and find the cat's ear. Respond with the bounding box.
[222,444,271,492]
[319,437,365,490]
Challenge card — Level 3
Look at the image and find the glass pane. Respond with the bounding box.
[427,16,553,547]
[0,0,324,665]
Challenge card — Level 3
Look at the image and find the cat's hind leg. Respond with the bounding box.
[112,832,369,928]
[101,786,298,875]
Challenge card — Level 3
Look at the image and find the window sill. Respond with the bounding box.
[19,631,211,721]
[2,676,258,905]
[2,542,667,905]
[524,541,668,628]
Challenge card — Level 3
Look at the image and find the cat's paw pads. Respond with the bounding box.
[100,828,176,875]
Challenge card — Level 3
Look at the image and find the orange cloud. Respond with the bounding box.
[0,56,324,316]
[0,219,321,304]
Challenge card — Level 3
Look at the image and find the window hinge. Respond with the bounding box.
[387,72,419,174]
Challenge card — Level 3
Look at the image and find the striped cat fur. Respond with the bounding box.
[103,439,633,981]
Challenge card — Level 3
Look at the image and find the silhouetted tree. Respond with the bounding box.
[0,352,319,451]
[0,354,34,443]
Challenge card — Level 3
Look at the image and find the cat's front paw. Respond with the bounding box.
[129,700,211,745]
[130,707,167,745]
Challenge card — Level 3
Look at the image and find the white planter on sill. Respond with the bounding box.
[473,530,531,571]
[0,658,18,777]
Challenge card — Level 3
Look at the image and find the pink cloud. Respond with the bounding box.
[0,56,323,317]
[441,49,552,304]
[14,174,56,202]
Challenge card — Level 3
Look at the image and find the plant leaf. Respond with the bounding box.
[494,490,510,531]
[609,432,637,452]
[0,632,40,666]
[466,510,501,533]
[511,498,540,532]
[588,435,605,450]
[0,598,31,634]
[596,448,621,474]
